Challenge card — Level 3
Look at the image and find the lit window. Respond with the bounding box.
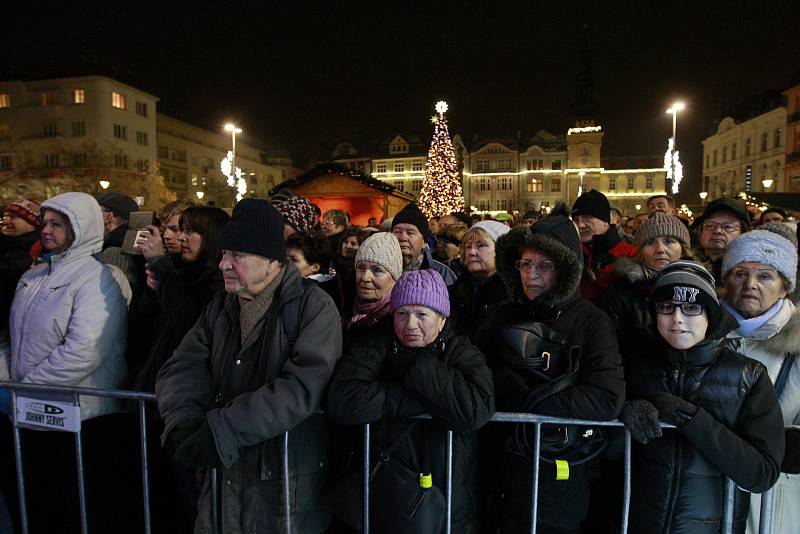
[39,92,56,106]
[112,92,126,109]
[136,102,148,117]
[526,178,542,192]
[394,162,404,173]
[72,89,85,104]
[72,122,86,137]
[551,177,561,192]
[0,94,10,108]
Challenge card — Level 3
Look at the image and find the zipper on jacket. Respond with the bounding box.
[662,350,688,534]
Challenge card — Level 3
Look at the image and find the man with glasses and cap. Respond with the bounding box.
[691,197,750,287]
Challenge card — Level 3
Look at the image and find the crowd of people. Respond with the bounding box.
[0,188,798,534]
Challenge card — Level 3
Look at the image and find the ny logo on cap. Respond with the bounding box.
[673,286,699,303]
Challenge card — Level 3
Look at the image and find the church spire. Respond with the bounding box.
[570,25,598,127]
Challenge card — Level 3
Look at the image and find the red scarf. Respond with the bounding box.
[349,290,393,330]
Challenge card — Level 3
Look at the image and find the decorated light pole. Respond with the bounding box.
[665,102,685,195]
[221,123,246,202]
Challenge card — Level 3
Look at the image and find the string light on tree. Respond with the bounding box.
[418,100,464,217]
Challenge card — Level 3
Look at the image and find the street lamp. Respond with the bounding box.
[222,123,245,202]
[196,191,205,200]
[99,180,110,190]
[635,204,642,211]
[699,191,708,205]
[578,171,586,196]
[761,178,774,190]
[666,102,685,194]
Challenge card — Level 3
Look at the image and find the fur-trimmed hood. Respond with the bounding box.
[737,299,800,355]
[495,215,583,308]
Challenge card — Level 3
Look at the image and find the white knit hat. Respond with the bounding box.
[722,230,798,291]
[469,220,511,243]
[355,232,403,280]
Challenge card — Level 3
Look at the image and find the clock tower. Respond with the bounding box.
[566,26,604,202]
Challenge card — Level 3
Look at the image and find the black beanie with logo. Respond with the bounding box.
[218,198,286,260]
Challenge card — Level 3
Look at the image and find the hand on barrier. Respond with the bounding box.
[621,399,662,445]
[175,420,219,469]
[782,428,800,474]
[647,391,697,428]
[0,388,10,414]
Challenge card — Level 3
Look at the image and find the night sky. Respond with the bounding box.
[5,2,799,203]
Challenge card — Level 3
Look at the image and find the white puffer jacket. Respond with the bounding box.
[9,192,131,420]
[725,298,800,534]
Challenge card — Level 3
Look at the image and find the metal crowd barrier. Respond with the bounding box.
[0,382,776,534]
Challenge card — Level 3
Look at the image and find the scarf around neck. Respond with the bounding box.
[723,298,784,337]
[349,290,393,330]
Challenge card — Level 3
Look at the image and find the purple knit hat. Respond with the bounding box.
[389,269,450,317]
[276,196,317,233]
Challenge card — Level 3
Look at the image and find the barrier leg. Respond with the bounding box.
[530,423,541,534]
[211,467,219,534]
[11,391,29,534]
[721,478,735,534]
[620,430,631,534]
[445,430,453,534]
[282,432,292,533]
[74,398,89,534]
[363,423,370,534]
[758,487,774,534]
[138,401,152,534]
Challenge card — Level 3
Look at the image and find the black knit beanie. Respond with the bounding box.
[392,203,430,239]
[650,260,721,332]
[218,198,286,260]
[570,190,611,223]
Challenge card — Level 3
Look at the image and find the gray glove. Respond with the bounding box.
[621,399,663,445]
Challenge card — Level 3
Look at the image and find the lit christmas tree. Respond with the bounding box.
[418,101,464,217]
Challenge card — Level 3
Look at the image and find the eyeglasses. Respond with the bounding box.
[701,222,740,233]
[515,259,555,275]
[654,301,705,316]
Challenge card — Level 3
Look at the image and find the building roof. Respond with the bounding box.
[711,89,786,131]
[601,155,664,170]
[268,162,415,200]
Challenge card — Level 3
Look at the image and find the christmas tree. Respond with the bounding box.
[418,101,464,217]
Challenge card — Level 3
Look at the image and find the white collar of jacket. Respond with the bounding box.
[726,298,796,343]
[41,192,104,269]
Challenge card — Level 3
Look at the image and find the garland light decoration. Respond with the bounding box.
[664,137,683,195]
[418,100,464,217]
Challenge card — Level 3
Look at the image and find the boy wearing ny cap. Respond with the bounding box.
[621,260,784,533]
[157,198,342,533]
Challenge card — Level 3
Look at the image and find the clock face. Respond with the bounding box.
[580,147,592,157]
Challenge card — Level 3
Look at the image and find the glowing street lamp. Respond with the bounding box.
[99,180,110,190]
[222,123,245,202]
[761,178,774,190]
[196,191,205,200]
[666,102,685,194]
[635,204,642,211]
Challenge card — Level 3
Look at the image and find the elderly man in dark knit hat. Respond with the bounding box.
[156,198,343,533]
[571,189,638,300]
[391,202,456,285]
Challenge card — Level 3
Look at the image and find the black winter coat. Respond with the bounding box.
[627,325,784,534]
[0,230,38,331]
[598,257,658,365]
[132,255,223,394]
[326,322,495,532]
[480,217,625,533]
[448,271,508,349]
